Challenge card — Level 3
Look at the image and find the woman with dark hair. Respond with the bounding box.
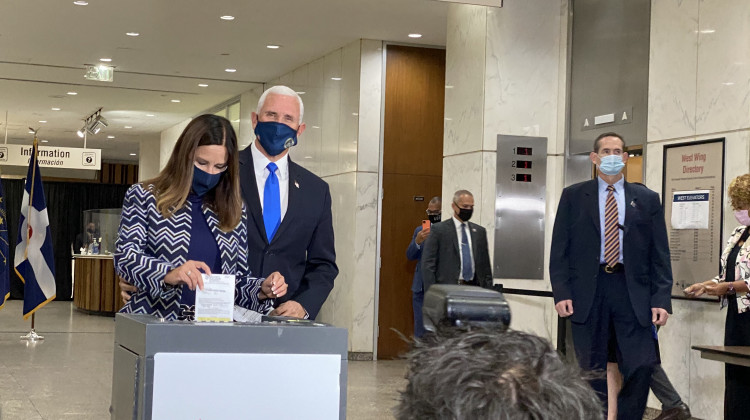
[684,173,750,420]
[115,114,286,320]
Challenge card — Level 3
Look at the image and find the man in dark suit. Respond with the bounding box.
[421,190,492,291]
[406,196,441,337]
[549,132,672,419]
[239,85,338,319]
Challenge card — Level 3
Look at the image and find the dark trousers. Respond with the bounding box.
[412,289,425,338]
[651,364,683,410]
[571,267,657,420]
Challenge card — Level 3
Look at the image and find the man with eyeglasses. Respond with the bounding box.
[421,190,493,293]
[406,196,441,337]
[549,132,673,419]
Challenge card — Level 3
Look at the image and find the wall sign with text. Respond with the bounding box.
[662,139,724,299]
[0,144,101,170]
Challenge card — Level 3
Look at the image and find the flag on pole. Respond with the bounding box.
[14,138,56,318]
[0,176,9,310]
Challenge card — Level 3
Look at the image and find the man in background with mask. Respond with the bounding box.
[549,132,673,419]
[406,196,441,337]
[421,190,492,291]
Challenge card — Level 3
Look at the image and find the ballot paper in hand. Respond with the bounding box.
[194,274,235,322]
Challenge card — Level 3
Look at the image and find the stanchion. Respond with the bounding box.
[20,313,44,341]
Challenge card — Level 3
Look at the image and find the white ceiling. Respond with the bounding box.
[0,0,448,163]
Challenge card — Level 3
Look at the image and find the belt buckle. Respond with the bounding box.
[604,265,615,274]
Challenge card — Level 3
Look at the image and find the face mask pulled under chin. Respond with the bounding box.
[598,154,625,176]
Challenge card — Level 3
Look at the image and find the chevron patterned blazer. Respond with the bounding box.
[115,183,271,320]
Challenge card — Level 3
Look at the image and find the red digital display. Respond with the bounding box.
[515,160,532,169]
[513,174,532,182]
[514,147,533,156]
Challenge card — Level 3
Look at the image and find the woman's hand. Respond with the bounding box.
[705,282,731,297]
[163,260,211,291]
[259,271,287,300]
[683,282,708,297]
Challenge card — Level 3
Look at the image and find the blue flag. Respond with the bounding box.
[0,178,9,310]
[14,139,56,318]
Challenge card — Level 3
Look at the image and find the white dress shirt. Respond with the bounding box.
[251,141,289,221]
[452,216,474,280]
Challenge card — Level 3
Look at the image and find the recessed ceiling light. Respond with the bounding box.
[408,33,423,38]
[51,107,61,111]
[331,77,342,81]
[107,135,115,139]
[73,1,88,5]
[296,91,306,95]
[126,32,140,37]
[225,68,237,73]
[38,120,47,123]
[171,99,181,103]
[67,91,78,95]
[129,153,137,156]
[198,83,209,87]
[722,82,735,86]
[266,45,280,49]
[146,114,155,117]
[699,29,716,34]
[220,15,235,21]
[124,126,132,129]
[100,58,112,62]
[28,130,35,134]
[41,140,49,143]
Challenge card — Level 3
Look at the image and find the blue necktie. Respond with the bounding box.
[263,162,281,242]
[461,224,473,281]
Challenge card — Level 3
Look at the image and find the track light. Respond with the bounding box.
[78,108,108,137]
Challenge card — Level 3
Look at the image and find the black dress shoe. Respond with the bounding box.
[654,402,691,420]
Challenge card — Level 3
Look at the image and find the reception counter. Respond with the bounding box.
[73,254,124,314]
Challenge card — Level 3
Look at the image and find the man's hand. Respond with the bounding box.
[415,228,431,245]
[119,278,138,304]
[651,308,669,326]
[258,272,288,300]
[554,299,574,317]
[270,300,307,318]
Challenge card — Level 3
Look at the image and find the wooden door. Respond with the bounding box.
[378,45,445,359]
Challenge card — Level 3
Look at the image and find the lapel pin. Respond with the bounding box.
[294,180,300,189]
[630,200,636,207]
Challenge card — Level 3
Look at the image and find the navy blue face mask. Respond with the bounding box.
[191,165,222,197]
[254,120,298,156]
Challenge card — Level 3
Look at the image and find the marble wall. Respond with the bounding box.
[266,39,382,354]
[645,0,750,414]
[137,135,161,181]
[443,0,568,341]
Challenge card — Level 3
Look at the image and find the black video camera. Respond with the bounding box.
[422,284,511,332]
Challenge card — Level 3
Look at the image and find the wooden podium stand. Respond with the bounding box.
[73,254,124,314]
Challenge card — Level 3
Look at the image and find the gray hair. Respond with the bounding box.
[429,196,441,206]
[396,328,604,420]
[452,190,473,204]
[256,85,305,123]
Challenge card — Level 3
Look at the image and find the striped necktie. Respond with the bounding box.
[604,185,619,267]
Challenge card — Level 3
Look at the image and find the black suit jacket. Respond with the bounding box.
[421,218,493,291]
[239,147,338,318]
[549,179,673,327]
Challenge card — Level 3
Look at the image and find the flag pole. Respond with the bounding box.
[20,132,44,341]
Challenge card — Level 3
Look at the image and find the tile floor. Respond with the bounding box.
[0,300,406,420]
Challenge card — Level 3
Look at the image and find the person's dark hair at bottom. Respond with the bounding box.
[396,328,604,420]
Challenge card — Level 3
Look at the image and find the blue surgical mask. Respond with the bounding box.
[598,154,625,176]
[254,121,298,156]
[192,165,222,197]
